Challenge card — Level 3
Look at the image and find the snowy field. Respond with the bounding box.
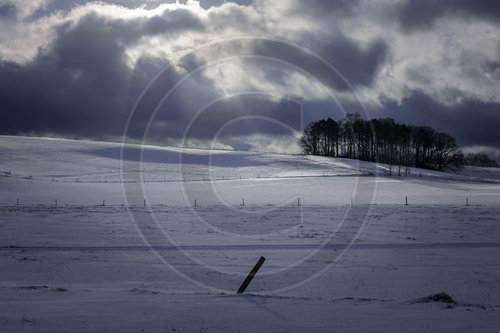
[1,135,499,332]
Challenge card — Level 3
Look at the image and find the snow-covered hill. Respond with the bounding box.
[0,135,498,207]
[1,135,499,182]
[1,135,499,332]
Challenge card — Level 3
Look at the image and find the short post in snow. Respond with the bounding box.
[102,199,105,206]
[237,256,266,294]
[405,196,408,206]
[16,198,19,205]
[242,198,245,206]
[144,199,146,207]
[466,197,469,206]
[298,197,300,206]
[55,199,57,207]
[194,199,197,207]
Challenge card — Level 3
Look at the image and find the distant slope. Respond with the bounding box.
[0,135,499,207]
[0,135,498,183]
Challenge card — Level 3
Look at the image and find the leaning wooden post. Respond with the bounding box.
[237,256,266,294]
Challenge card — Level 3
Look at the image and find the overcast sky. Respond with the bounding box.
[0,0,499,157]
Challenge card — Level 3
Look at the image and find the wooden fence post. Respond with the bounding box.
[237,256,266,294]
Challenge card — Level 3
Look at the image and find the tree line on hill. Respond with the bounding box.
[463,152,498,168]
[299,113,498,171]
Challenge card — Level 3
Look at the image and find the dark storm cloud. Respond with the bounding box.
[381,91,500,148]
[0,10,389,143]
[484,60,500,74]
[135,69,305,144]
[398,0,500,31]
[0,11,172,139]
[0,9,301,143]
[0,3,16,20]
[51,7,203,48]
[251,37,388,91]
[320,37,388,88]
[1,0,498,153]
[286,0,359,18]
[181,96,303,140]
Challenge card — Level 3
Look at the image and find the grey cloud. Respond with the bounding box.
[0,10,301,145]
[0,3,16,20]
[0,0,498,154]
[180,96,303,140]
[0,12,166,139]
[320,37,388,88]
[398,0,500,31]
[286,0,359,18]
[484,60,500,74]
[250,37,388,92]
[381,91,500,148]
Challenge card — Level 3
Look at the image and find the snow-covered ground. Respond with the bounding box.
[0,135,499,332]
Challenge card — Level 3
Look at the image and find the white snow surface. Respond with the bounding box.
[0,135,499,332]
